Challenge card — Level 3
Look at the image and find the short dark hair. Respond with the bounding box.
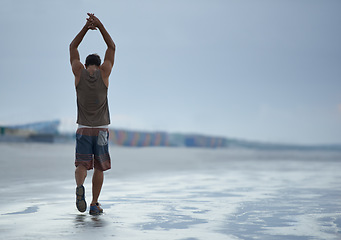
[85,54,101,67]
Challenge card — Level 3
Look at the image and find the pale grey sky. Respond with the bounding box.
[0,0,340,144]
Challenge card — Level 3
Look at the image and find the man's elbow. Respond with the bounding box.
[109,42,116,51]
[69,42,76,51]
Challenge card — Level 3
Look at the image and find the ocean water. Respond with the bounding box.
[0,143,340,240]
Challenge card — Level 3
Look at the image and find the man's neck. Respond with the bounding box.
[86,65,99,75]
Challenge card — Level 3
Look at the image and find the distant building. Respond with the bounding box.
[109,129,169,147]
[0,120,60,143]
[108,129,227,148]
[183,134,228,148]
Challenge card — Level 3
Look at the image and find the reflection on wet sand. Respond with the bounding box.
[75,214,107,228]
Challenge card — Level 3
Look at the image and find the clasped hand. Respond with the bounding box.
[86,13,101,30]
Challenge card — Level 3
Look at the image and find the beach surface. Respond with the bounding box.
[0,143,341,240]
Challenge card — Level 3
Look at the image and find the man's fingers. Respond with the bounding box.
[87,13,95,18]
[86,13,100,28]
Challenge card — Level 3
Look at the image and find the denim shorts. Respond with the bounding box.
[75,128,111,171]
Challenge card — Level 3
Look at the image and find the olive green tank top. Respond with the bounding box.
[76,68,110,126]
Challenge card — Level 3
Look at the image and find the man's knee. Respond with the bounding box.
[75,165,87,173]
[94,167,103,171]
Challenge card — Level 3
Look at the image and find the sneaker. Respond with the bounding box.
[76,185,87,212]
[89,202,103,215]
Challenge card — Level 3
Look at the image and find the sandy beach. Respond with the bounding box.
[0,143,340,240]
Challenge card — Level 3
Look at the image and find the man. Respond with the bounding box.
[69,13,115,215]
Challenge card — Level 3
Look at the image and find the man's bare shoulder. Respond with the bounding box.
[100,61,113,79]
[72,61,85,77]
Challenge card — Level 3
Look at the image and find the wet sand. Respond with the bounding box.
[0,143,341,240]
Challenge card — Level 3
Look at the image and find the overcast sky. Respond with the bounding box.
[0,0,340,144]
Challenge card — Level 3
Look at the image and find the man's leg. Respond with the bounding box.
[75,165,87,186]
[90,129,110,214]
[75,165,88,213]
[91,168,103,205]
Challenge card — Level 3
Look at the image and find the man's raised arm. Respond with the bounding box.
[69,17,95,77]
[88,13,116,79]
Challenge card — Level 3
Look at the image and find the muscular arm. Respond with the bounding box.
[69,19,94,84]
[99,23,116,76]
[89,14,116,82]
